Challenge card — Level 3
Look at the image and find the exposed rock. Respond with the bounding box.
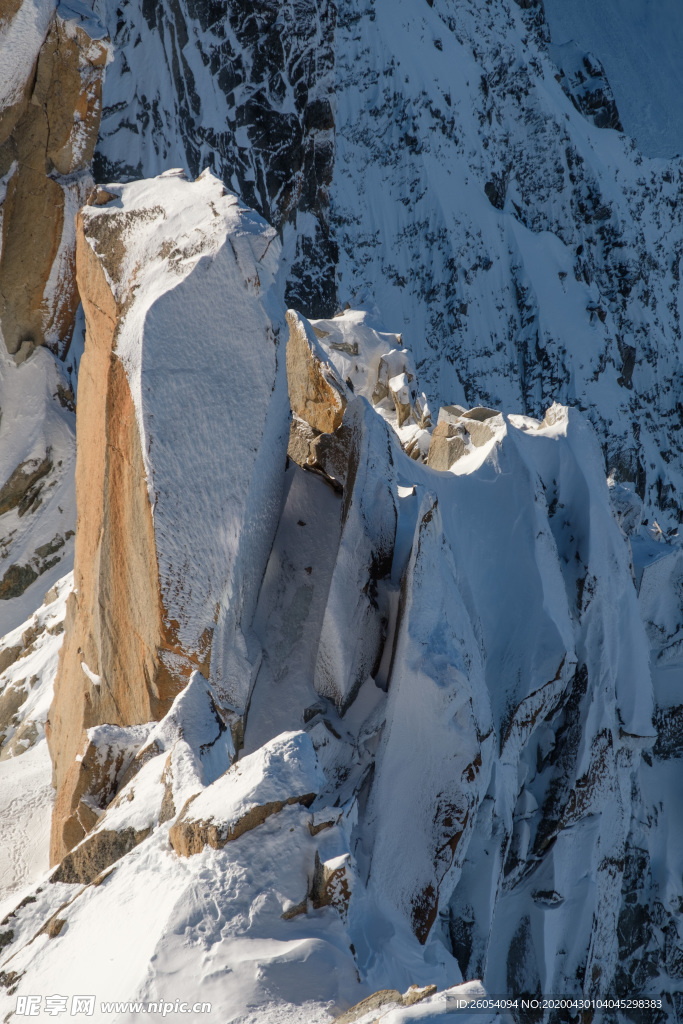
[459,406,499,446]
[50,723,153,856]
[92,0,337,317]
[0,3,110,357]
[427,419,468,472]
[48,172,288,863]
[287,416,353,491]
[286,310,348,434]
[402,984,438,1006]
[310,851,354,920]
[427,405,501,471]
[51,826,151,886]
[0,678,27,748]
[371,349,412,406]
[549,41,623,132]
[0,454,52,517]
[0,645,22,674]
[0,717,38,760]
[13,341,34,366]
[169,731,323,857]
[387,372,414,427]
[0,563,38,601]
[333,990,403,1024]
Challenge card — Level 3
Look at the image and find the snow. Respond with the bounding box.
[180,731,325,834]
[0,741,54,918]
[3,0,683,1017]
[0,0,55,111]
[0,344,76,637]
[0,572,71,915]
[544,0,683,158]
[80,171,291,711]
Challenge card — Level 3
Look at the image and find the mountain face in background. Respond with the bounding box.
[0,2,683,1023]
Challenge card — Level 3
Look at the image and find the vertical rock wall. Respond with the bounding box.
[48,171,290,864]
[0,1,110,359]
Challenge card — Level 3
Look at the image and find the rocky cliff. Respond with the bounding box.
[1,0,683,1021]
[47,169,289,863]
[0,0,110,360]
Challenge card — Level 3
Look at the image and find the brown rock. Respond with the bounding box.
[287,416,353,491]
[0,8,109,357]
[427,420,468,471]
[47,213,198,863]
[387,371,413,427]
[0,563,38,601]
[333,990,403,1024]
[0,454,53,517]
[402,984,438,1006]
[285,309,347,434]
[49,179,275,865]
[0,645,22,675]
[0,678,27,751]
[50,827,151,886]
[1,717,39,760]
[460,406,498,446]
[169,792,316,858]
[310,851,353,921]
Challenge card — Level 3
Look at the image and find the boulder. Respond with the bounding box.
[427,405,501,471]
[169,731,324,857]
[50,826,151,886]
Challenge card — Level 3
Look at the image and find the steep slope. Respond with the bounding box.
[0,342,76,640]
[0,0,110,359]
[0,0,110,640]
[331,0,683,530]
[0,283,665,1019]
[544,0,683,158]
[90,0,337,317]
[0,573,71,916]
[1,0,683,1020]
[89,0,683,531]
[48,169,290,863]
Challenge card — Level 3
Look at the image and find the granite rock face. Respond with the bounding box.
[0,1,110,358]
[47,170,289,863]
[3,0,683,1019]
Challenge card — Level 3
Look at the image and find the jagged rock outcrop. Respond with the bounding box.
[427,406,501,471]
[47,170,289,863]
[169,730,324,856]
[286,310,347,435]
[0,1,110,358]
[4,0,683,1014]
[284,310,398,711]
[549,41,623,132]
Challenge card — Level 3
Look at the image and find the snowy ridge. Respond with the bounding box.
[0,331,659,1016]
[80,169,289,665]
[1,0,683,1018]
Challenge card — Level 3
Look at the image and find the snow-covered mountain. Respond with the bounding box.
[1,0,683,1022]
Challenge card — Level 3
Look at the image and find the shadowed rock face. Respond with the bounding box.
[92,0,337,318]
[0,4,110,358]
